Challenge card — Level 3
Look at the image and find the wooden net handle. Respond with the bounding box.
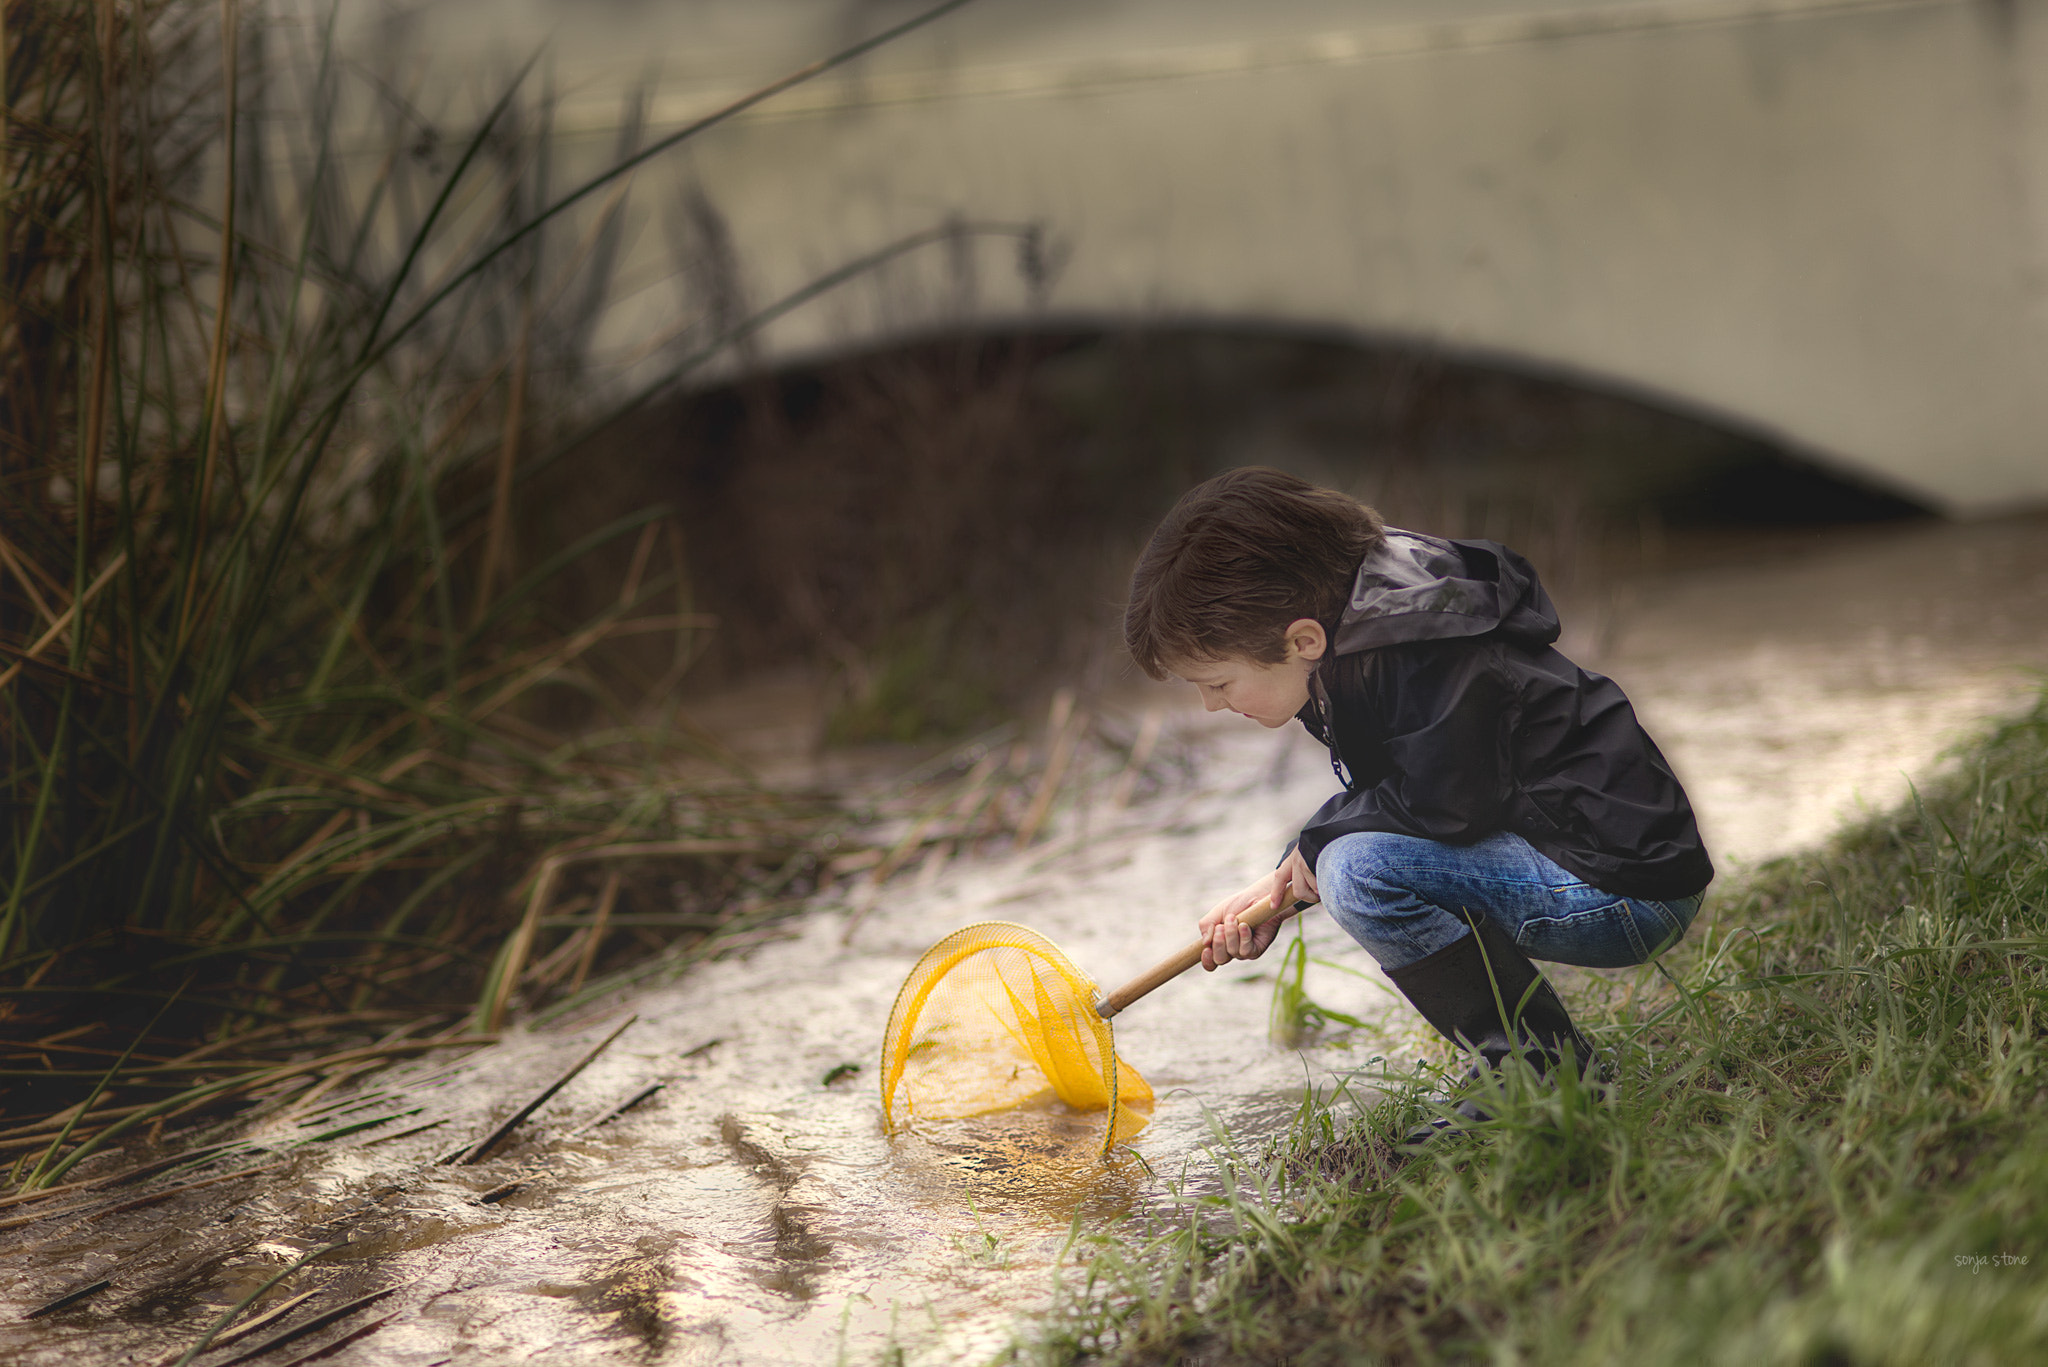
[1094,898,1309,1019]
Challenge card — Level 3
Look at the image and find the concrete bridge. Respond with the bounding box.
[384,0,2048,514]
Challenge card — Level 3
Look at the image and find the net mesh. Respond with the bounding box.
[879,921,1154,1157]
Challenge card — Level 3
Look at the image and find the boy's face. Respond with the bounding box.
[1170,619,1327,729]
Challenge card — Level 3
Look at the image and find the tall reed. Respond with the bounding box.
[0,0,989,1121]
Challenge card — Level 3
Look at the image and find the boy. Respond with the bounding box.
[1124,468,1711,1134]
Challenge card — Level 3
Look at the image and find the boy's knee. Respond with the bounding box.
[1315,831,1422,908]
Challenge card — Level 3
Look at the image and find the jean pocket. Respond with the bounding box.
[1514,900,1662,969]
[1642,893,1702,958]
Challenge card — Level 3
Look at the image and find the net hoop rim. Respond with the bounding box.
[878,919,1119,1155]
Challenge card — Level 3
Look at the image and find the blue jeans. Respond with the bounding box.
[1315,830,1703,972]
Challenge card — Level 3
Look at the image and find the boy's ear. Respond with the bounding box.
[1285,618,1327,663]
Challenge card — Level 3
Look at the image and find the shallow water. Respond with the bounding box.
[5,513,2046,1365]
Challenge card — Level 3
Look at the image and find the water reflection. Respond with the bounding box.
[897,1110,1148,1221]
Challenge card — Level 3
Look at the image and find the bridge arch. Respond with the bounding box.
[505,0,2048,515]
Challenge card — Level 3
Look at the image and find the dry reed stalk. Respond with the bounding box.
[0,1158,289,1232]
[475,290,534,628]
[481,838,785,1031]
[74,0,121,565]
[175,0,238,647]
[564,869,621,996]
[0,532,65,623]
[1015,692,1087,849]
[2,1140,249,1204]
[0,551,129,689]
[1108,708,1165,812]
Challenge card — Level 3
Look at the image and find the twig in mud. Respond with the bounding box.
[23,1278,111,1319]
[360,1118,448,1148]
[475,1177,529,1205]
[0,1175,109,1212]
[168,1242,348,1367]
[577,1081,665,1133]
[212,1288,397,1367]
[278,1062,388,1123]
[0,1159,291,1232]
[453,1014,637,1164]
[146,1291,322,1366]
[273,1313,396,1367]
[279,1018,447,1121]
[0,1197,101,1232]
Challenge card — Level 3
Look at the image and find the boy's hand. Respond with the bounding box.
[1199,848,1319,970]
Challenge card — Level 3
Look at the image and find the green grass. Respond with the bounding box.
[1025,690,2048,1366]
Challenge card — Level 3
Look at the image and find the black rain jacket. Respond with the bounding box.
[1292,530,1713,901]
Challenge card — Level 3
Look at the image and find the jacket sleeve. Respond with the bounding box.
[1295,642,1514,871]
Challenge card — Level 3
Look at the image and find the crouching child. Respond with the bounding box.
[1123,468,1713,1138]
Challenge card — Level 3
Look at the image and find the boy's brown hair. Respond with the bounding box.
[1124,467,1385,679]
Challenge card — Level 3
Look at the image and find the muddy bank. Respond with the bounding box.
[1577,513,2048,866]
[4,512,2045,1366]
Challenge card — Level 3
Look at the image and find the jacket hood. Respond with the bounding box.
[1330,530,1561,654]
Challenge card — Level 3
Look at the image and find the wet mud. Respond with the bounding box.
[4,514,2045,1365]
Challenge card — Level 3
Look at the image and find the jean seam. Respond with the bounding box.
[1619,903,1649,961]
[1353,866,1581,900]
[1642,899,1685,958]
[1322,905,1459,970]
[1514,900,1645,961]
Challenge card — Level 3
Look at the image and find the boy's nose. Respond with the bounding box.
[1201,689,1227,712]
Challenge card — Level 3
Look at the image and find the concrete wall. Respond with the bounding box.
[385,0,2048,513]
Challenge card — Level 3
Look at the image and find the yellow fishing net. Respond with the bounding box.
[879,921,1154,1158]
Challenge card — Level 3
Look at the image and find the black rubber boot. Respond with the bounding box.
[1385,917,1595,1143]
